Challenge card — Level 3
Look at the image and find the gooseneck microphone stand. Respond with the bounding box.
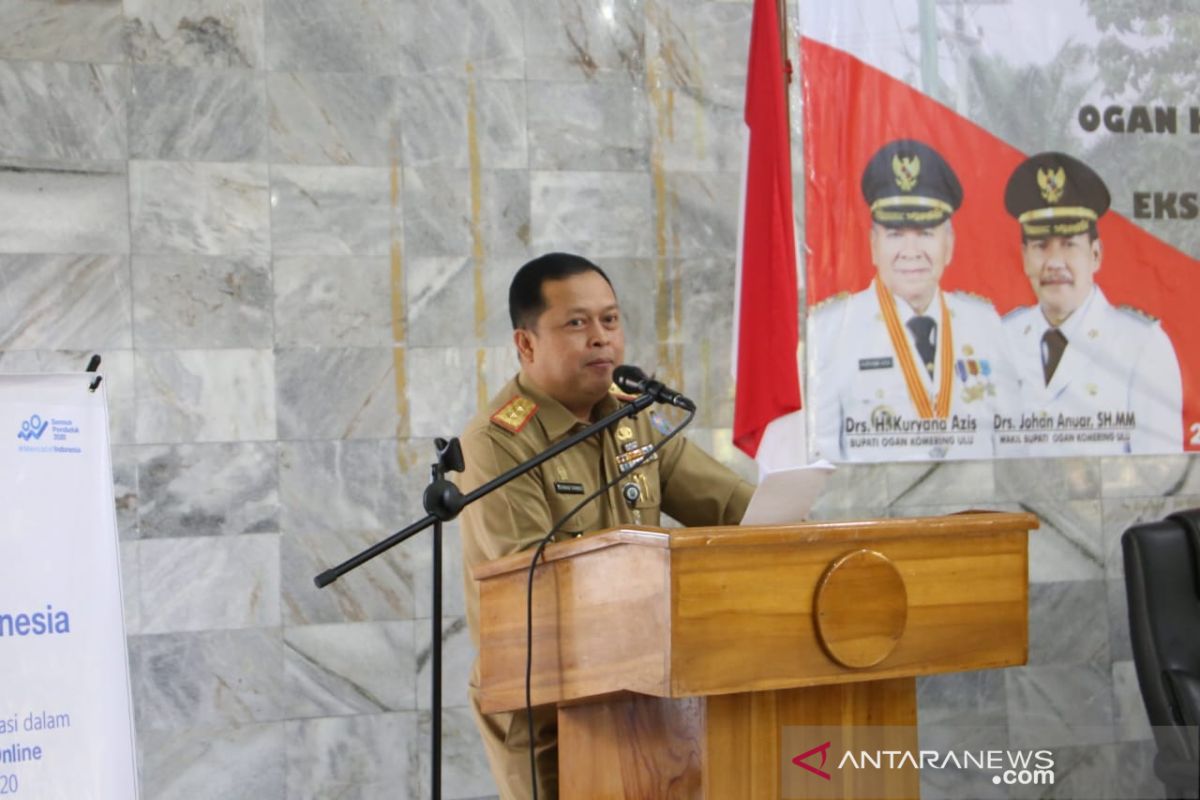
[312,390,657,800]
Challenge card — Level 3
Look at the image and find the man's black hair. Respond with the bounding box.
[508,252,614,330]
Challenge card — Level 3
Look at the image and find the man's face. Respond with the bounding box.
[515,271,625,417]
[870,221,954,312]
[1022,232,1101,324]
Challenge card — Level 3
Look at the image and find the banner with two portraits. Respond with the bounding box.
[801,2,1199,462]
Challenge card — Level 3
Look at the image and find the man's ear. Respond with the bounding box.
[1092,237,1103,273]
[514,327,535,364]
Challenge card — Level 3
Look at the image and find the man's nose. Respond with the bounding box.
[588,320,611,346]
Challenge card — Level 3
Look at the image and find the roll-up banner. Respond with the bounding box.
[1,373,139,799]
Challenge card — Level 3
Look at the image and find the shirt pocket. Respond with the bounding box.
[546,485,599,536]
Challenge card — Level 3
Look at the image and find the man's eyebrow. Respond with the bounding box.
[564,304,620,314]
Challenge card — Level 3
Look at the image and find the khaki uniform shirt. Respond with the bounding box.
[458,373,755,646]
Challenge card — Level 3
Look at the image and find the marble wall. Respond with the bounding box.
[0,1,1186,798]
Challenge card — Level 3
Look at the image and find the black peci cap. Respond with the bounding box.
[861,139,963,228]
[1004,152,1110,239]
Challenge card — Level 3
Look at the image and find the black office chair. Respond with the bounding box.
[1123,509,1200,799]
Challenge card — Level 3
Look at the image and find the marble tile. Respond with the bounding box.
[282,529,418,625]
[393,0,524,78]
[113,445,139,540]
[140,722,285,800]
[1100,494,1200,580]
[273,256,393,347]
[405,257,514,348]
[1023,499,1104,583]
[411,521,468,620]
[0,62,127,161]
[266,0,403,73]
[407,348,478,438]
[916,722,1010,800]
[917,668,1007,727]
[135,349,277,443]
[130,628,284,731]
[417,706,498,800]
[1112,660,1153,743]
[0,254,132,350]
[121,540,141,634]
[656,78,744,173]
[129,66,267,162]
[996,457,1101,502]
[523,0,646,83]
[139,533,281,633]
[132,254,272,349]
[136,442,279,538]
[884,459,998,510]
[1100,454,1200,498]
[530,171,654,258]
[1107,577,1133,663]
[1108,739,1177,800]
[415,616,473,711]
[130,160,270,256]
[284,620,416,717]
[0,161,129,254]
[402,169,531,260]
[475,346,522,410]
[806,462,890,520]
[1027,581,1109,667]
[270,166,397,255]
[661,172,740,257]
[1006,662,1115,749]
[286,713,420,799]
[527,81,649,171]
[126,0,266,68]
[0,0,126,63]
[267,72,400,166]
[275,347,400,440]
[399,78,527,170]
[647,0,751,86]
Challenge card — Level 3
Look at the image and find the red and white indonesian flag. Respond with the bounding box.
[733,0,805,473]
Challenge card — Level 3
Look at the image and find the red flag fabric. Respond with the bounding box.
[733,0,803,459]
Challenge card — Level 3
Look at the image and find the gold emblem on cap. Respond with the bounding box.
[962,344,975,356]
[892,154,920,192]
[1037,166,1066,204]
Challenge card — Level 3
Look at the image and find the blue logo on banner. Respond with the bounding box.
[17,414,49,441]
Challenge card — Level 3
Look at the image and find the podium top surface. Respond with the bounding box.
[471,510,1038,581]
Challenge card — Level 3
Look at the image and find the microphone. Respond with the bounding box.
[612,365,696,412]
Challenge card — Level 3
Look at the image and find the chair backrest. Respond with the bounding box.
[1122,509,1200,795]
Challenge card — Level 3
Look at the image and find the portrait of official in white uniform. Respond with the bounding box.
[812,139,1020,462]
[1001,152,1183,455]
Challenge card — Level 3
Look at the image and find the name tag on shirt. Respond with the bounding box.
[554,481,585,495]
[859,357,894,371]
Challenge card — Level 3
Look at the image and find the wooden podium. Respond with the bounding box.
[472,512,1037,799]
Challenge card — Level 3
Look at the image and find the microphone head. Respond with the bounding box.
[612,364,647,394]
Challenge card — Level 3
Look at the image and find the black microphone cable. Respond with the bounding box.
[524,406,695,800]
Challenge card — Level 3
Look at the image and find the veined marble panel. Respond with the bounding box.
[1101,494,1200,580]
[132,254,272,349]
[1112,660,1153,743]
[394,0,524,78]
[0,62,127,161]
[139,722,285,800]
[279,440,404,533]
[1006,662,1116,749]
[402,168,531,260]
[646,0,751,87]
[0,348,137,445]
[523,0,646,83]
[130,161,270,256]
[1022,499,1104,583]
[130,628,284,731]
[407,347,477,438]
[474,346,522,411]
[0,254,132,350]
[411,520,467,620]
[917,669,1007,728]
[415,616,472,711]
[136,442,279,538]
[282,529,418,625]
[807,462,891,521]
[112,445,139,540]
[135,349,277,443]
[265,0,403,73]
[884,459,998,510]
[120,540,140,634]
[139,533,281,633]
[406,257,519,348]
[527,81,649,171]
[0,161,129,254]
[1100,454,1200,498]
[267,72,400,166]
[275,347,399,440]
[656,78,744,173]
[417,706,499,799]
[130,66,267,162]
[283,620,416,717]
[0,0,126,62]
[273,256,393,347]
[126,0,266,68]
[399,78,527,170]
[996,457,1101,502]
[595,257,656,347]
[285,712,419,800]
[662,172,739,257]
[1027,580,1110,667]
[530,170,654,258]
[270,166,396,255]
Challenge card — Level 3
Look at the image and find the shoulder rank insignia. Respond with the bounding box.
[609,383,638,402]
[959,291,996,307]
[810,291,850,313]
[1117,305,1158,324]
[490,396,537,433]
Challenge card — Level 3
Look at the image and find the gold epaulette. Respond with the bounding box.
[1117,305,1158,324]
[609,383,638,402]
[810,291,850,312]
[490,396,537,433]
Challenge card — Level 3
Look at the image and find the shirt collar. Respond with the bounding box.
[1036,286,1098,340]
[877,280,942,322]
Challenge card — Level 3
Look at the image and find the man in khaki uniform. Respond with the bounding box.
[458,252,754,799]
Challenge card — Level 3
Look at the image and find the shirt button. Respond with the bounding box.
[573,532,584,539]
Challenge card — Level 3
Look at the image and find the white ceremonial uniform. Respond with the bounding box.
[1002,287,1183,455]
[811,281,1021,462]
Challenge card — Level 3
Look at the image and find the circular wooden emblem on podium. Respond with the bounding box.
[813,549,907,669]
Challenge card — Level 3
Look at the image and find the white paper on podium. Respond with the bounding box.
[741,460,836,526]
